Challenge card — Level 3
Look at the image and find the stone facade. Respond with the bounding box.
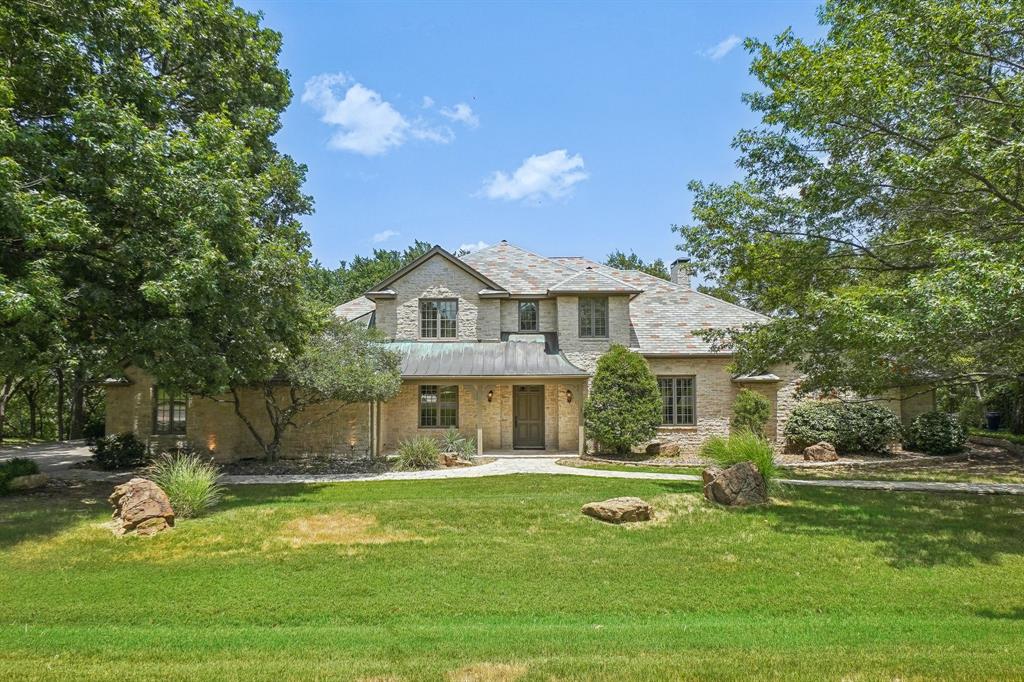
[105,367,370,462]
[378,379,584,453]
[104,245,815,461]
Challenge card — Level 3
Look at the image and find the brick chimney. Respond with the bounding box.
[670,257,692,288]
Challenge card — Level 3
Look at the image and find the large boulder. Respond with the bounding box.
[702,462,768,506]
[803,441,839,462]
[581,497,653,524]
[108,477,175,536]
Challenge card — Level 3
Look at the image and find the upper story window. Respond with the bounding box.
[153,387,187,434]
[420,299,457,338]
[578,296,609,338]
[658,376,695,426]
[518,300,538,331]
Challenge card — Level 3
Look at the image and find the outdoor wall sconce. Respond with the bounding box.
[566,389,573,404]
[487,390,494,402]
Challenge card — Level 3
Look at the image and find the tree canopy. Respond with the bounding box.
[604,250,669,280]
[0,0,314,396]
[677,0,1024,396]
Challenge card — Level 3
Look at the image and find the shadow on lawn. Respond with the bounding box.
[0,481,113,550]
[765,486,1024,569]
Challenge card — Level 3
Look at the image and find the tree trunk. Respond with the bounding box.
[55,367,65,441]
[0,376,25,444]
[69,365,86,440]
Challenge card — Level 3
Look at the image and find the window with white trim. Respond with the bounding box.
[420,299,457,338]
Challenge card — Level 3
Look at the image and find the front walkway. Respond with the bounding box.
[3,442,1023,495]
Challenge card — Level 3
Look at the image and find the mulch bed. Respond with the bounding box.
[221,456,389,476]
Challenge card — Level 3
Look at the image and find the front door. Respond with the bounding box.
[513,385,545,449]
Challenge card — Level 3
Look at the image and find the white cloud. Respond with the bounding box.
[422,95,435,108]
[440,102,479,128]
[481,149,588,202]
[371,229,400,243]
[456,240,489,254]
[700,34,741,61]
[301,73,451,155]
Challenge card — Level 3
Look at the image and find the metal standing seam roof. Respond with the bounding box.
[388,338,589,378]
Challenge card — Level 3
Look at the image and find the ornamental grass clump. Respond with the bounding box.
[147,451,224,519]
[395,436,440,470]
[700,430,780,484]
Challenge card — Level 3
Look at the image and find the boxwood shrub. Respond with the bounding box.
[91,432,150,470]
[904,411,967,455]
[784,399,902,454]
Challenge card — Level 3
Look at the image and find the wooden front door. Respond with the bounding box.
[513,385,545,449]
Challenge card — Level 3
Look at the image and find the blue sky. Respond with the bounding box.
[238,0,824,268]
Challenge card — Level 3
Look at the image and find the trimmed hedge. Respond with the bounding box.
[784,400,902,454]
[905,411,966,455]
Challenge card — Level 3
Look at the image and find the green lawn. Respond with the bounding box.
[563,459,1024,485]
[2,476,1023,680]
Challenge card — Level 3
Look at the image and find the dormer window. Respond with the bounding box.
[518,301,538,331]
[578,297,608,338]
[420,299,457,338]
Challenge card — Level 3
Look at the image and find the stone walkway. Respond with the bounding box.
[3,442,1023,495]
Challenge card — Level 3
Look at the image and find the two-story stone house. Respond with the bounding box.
[106,241,806,460]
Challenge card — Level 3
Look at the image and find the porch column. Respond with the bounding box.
[474,384,484,457]
[577,379,588,456]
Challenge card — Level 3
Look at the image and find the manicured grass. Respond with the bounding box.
[782,467,1024,484]
[2,476,1023,680]
[565,459,1024,485]
[558,459,704,476]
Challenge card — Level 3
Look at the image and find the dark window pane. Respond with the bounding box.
[154,387,186,434]
[518,301,538,331]
[579,297,608,338]
[421,300,457,338]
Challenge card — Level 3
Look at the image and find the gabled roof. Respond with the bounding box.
[334,296,375,321]
[368,245,508,295]
[461,241,579,295]
[547,267,641,295]
[570,263,769,354]
[335,240,771,357]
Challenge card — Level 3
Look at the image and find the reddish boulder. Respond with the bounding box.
[109,478,175,536]
[581,497,653,523]
[702,462,768,506]
[803,441,839,462]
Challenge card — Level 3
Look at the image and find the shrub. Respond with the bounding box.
[82,415,106,444]
[700,431,779,483]
[91,432,150,470]
[457,436,477,461]
[440,427,464,453]
[784,400,902,454]
[731,389,771,436]
[0,457,40,494]
[904,411,967,455]
[583,345,662,455]
[395,436,440,470]
[147,451,224,518]
[957,397,985,430]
